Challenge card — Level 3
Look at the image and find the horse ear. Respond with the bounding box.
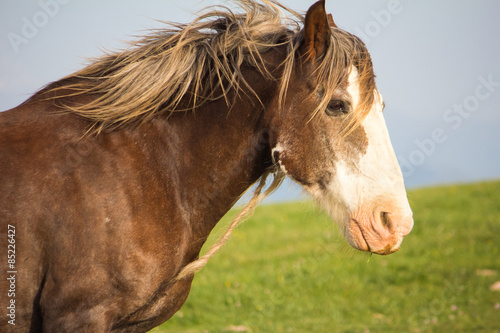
[327,13,337,28]
[301,0,331,61]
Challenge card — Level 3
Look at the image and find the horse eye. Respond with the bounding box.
[326,100,349,116]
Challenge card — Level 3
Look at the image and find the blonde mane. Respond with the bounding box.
[46,0,376,134]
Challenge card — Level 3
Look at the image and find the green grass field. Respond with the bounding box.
[153,181,500,333]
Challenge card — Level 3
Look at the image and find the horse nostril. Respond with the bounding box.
[380,212,393,231]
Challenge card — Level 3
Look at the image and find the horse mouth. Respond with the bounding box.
[347,218,402,255]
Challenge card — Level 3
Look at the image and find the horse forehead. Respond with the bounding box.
[346,66,360,102]
[343,65,386,153]
[339,66,370,160]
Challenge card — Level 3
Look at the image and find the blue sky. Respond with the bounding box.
[1,0,499,202]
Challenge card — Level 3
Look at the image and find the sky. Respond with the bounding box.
[1,0,499,203]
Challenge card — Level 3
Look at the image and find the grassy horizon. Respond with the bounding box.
[153,181,500,333]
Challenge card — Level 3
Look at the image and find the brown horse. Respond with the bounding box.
[0,0,413,331]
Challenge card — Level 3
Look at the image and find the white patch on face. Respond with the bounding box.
[307,66,413,253]
[344,68,411,219]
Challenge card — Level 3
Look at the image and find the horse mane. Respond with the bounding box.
[44,0,376,134]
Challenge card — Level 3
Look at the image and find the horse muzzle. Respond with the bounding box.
[346,207,414,255]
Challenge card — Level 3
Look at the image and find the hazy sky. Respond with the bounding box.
[1,0,499,202]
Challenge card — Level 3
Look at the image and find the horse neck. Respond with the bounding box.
[143,56,283,242]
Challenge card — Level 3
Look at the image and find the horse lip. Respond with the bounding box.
[372,244,400,256]
[349,218,401,255]
[350,218,371,252]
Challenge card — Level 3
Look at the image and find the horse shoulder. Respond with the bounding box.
[0,101,195,330]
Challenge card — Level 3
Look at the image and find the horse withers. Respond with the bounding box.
[0,0,413,331]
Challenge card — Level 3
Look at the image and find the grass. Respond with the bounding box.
[152,181,500,333]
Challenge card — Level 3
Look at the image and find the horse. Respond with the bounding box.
[0,0,413,331]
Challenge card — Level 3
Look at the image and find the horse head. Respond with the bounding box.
[268,0,413,255]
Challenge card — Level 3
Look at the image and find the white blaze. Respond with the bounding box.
[310,67,413,252]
